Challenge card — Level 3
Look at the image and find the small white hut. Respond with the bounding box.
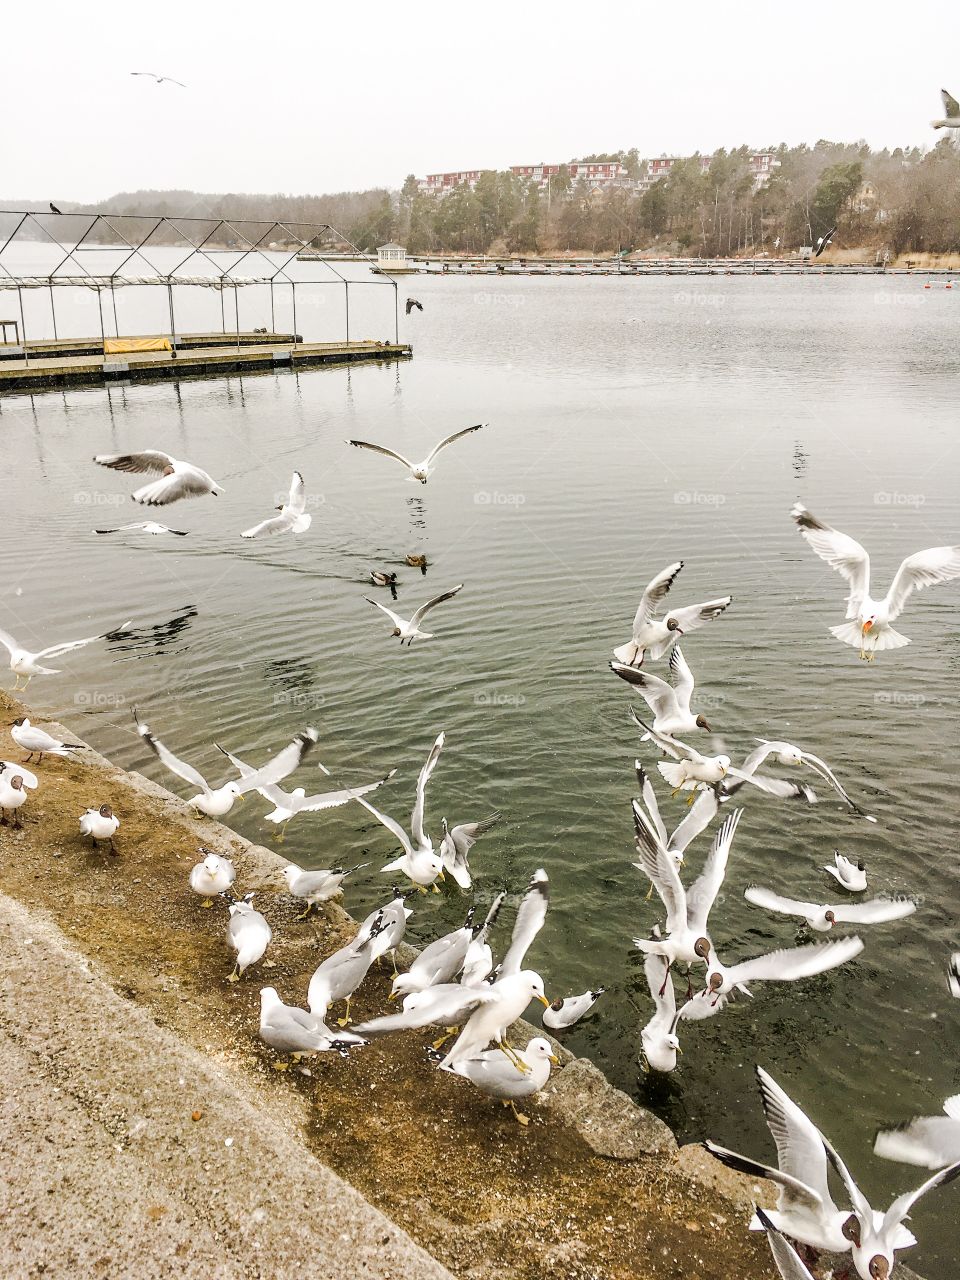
[377,243,408,271]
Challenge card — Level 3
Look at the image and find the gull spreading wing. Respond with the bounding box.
[632,561,684,631]
[133,470,212,505]
[411,732,445,846]
[423,423,485,465]
[942,88,960,119]
[791,503,871,618]
[346,439,417,471]
[686,809,742,934]
[409,584,464,626]
[720,936,864,987]
[500,868,549,976]
[875,1105,960,1169]
[135,710,211,793]
[94,451,175,475]
[884,546,960,621]
[756,1066,842,1215]
[666,596,733,634]
[632,805,687,933]
[219,729,318,795]
[612,665,680,722]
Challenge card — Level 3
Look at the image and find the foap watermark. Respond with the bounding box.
[673,291,727,308]
[674,490,726,507]
[273,491,325,509]
[74,491,126,507]
[272,690,325,711]
[874,491,925,508]
[873,292,925,309]
[74,689,127,710]
[474,690,526,709]
[474,291,525,309]
[474,490,525,507]
[874,691,925,707]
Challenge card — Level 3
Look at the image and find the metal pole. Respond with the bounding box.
[270,281,275,334]
[167,281,177,352]
[393,280,399,344]
[16,285,27,365]
[111,285,119,338]
[291,282,297,346]
[344,280,349,343]
[234,284,240,352]
[96,287,105,346]
[49,283,58,341]
[220,286,226,334]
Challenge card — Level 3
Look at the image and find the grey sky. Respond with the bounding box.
[4,0,958,203]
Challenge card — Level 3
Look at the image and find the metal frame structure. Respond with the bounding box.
[0,210,399,361]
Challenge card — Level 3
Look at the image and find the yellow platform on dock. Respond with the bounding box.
[0,338,412,394]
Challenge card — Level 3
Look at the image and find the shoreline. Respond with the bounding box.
[0,690,923,1279]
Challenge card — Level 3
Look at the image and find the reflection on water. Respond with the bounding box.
[3,273,960,1274]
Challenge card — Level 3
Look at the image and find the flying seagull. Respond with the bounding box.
[612,561,731,666]
[405,298,424,314]
[932,88,960,129]
[791,502,960,659]
[743,885,917,933]
[94,451,224,505]
[95,522,188,536]
[241,471,312,539]
[0,618,130,689]
[131,71,186,87]
[611,645,714,737]
[365,583,463,645]
[813,226,836,258]
[346,424,485,482]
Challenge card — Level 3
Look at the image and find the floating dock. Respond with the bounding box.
[0,333,412,394]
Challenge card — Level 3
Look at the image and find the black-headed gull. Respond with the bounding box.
[633,763,715,865]
[739,738,875,820]
[824,851,868,892]
[632,808,743,988]
[95,521,188,536]
[612,560,731,667]
[744,885,916,933]
[640,951,680,1072]
[281,861,369,918]
[439,810,501,888]
[189,851,236,904]
[0,764,35,828]
[932,87,960,129]
[705,1065,853,1253]
[365,583,463,645]
[258,987,364,1068]
[79,803,119,853]
[611,645,714,736]
[346,424,485,483]
[543,987,604,1030]
[10,717,85,763]
[822,1128,960,1279]
[699,934,864,1001]
[0,619,130,688]
[447,1036,559,1125]
[225,894,272,981]
[353,735,446,890]
[241,471,312,539]
[875,1095,960,1169]
[791,502,960,660]
[94,450,223,504]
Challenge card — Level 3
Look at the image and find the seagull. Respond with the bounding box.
[189,851,236,904]
[821,1128,960,1280]
[932,87,960,129]
[365,584,463,645]
[612,561,731,666]
[10,718,85,764]
[447,1037,560,1125]
[611,645,714,737]
[0,766,33,828]
[791,503,960,659]
[226,894,272,981]
[543,987,604,1030]
[218,749,394,840]
[282,861,369,918]
[738,738,875,820]
[405,297,424,314]
[461,892,505,985]
[640,951,680,1072]
[824,852,868,892]
[94,451,224,505]
[370,570,399,600]
[95,522,188,536]
[354,733,446,890]
[390,908,477,998]
[131,71,186,87]
[439,869,551,1073]
[135,711,316,816]
[875,1095,960,1169]
[352,980,498,1039]
[346,424,485,483]
[698,934,864,1002]
[258,987,364,1068]
[949,952,960,999]
[49,202,62,215]
[307,912,387,1020]
[744,886,916,933]
[0,619,130,689]
[813,225,836,258]
[704,1065,855,1253]
[633,763,716,865]
[632,809,743,991]
[636,719,734,797]
[355,890,414,977]
[79,803,119,853]
[754,1208,816,1280]
[241,471,312,539]
[439,811,501,888]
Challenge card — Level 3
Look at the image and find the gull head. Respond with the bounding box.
[824,910,837,927]
[391,627,402,638]
[98,804,114,819]
[694,936,712,962]
[520,971,550,1008]
[716,755,731,776]
[665,617,683,633]
[390,972,419,999]
[11,717,28,728]
[842,1214,862,1248]
[281,865,301,886]
[259,986,280,1009]
[202,853,223,876]
[9,775,24,792]
[868,1256,890,1280]
[707,971,724,993]
[525,1037,560,1066]
[778,746,803,766]
[695,714,711,730]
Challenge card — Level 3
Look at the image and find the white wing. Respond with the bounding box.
[365,597,407,629]
[295,771,394,814]
[94,450,175,475]
[286,470,307,515]
[409,584,464,626]
[241,512,295,539]
[633,715,706,765]
[500,868,549,976]
[756,1066,841,1214]
[411,732,445,846]
[634,763,668,844]
[667,789,719,857]
[758,740,865,815]
[135,713,211,793]
[755,1209,816,1280]
[881,1160,960,1240]
[665,596,733,635]
[686,809,742,933]
[642,951,675,1028]
[720,936,864,986]
[0,762,39,788]
[611,665,679,721]
[704,1142,827,1216]
[632,804,687,933]
[346,439,416,471]
[668,644,696,710]
[0,626,20,656]
[883,546,960,621]
[744,886,825,919]
[423,423,484,465]
[830,897,916,924]
[791,503,871,617]
[220,729,318,795]
[133,469,213,505]
[632,562,684,632]
[35,625,125,660]
[875,1112,960,1170]
[353,794,413,857]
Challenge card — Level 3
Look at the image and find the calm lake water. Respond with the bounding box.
[3,268,959,1274]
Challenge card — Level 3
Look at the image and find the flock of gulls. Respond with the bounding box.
[3,425,960,1280]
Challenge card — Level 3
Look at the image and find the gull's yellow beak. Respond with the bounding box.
[862,619,874,633]
[549,1054,560,1065]
[387,991,399,1001]
[536,994,550,1008]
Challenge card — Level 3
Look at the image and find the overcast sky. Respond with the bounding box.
[4,0,958,203]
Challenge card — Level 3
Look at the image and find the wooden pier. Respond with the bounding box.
[0,334,412,394]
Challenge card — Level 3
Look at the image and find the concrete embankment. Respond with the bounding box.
[0,691,921,1280]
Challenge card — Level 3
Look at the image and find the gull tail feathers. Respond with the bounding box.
[830,621,911,650]
[612,641,641,665]
[657,761,688,789]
